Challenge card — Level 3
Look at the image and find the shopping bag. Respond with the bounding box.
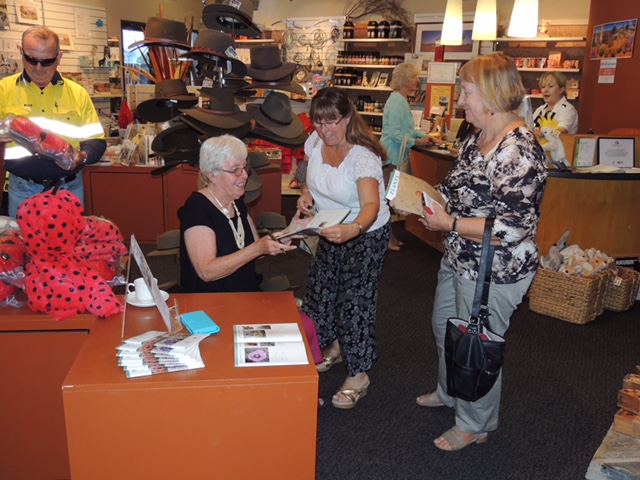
[444,216,505,402]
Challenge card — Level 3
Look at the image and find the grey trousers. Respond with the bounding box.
[431,257,534,434]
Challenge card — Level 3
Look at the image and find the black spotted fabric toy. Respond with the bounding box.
[16,190,127,321]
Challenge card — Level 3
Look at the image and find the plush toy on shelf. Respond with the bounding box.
[537,116,570,170]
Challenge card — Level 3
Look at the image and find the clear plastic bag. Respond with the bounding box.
[0,114,79,170]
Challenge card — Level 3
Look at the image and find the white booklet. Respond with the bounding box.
[233,323,309,367]
[277,208,350,240]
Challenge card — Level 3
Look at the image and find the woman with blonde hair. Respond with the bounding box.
[415,53,547,450]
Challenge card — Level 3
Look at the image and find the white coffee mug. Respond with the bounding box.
[127,277,157,302]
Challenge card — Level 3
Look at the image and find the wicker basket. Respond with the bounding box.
[604,267,640,312]
[528,267,611,324]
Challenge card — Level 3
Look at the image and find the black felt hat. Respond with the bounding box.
[202,0,262,39]
[136,80,199,123]
[151,124,201,161]
[178,114,252,139]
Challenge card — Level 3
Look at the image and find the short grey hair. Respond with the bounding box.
[389,62,420,91]
[22,26,60,52]
[199,135,247,182]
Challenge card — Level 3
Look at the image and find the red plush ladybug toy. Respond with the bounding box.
[16,190,127,321]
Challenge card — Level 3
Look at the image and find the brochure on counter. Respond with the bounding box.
[233,323,309,367]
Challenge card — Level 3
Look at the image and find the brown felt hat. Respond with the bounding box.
[246,92,304,139]
[180,87,252,130]
[246,45,296,82]
[128,17,191,50]
[180,30,247,77]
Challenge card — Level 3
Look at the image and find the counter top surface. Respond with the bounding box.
[63,291,317,391]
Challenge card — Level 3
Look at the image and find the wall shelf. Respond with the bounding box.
[493,36,586,42]
[340,85,392,91]
[518,68,580,72]
[342,38,408,43]
[338,63,396,69]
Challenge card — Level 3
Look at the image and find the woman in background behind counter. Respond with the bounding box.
[532,71,578,134]
[381,62,433,251]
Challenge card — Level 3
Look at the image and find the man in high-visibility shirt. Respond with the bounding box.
[0,26,106,218]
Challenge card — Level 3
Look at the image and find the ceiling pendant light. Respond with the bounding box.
[472,0,497,40]
[441,0,463,46]
[507,0,539,38]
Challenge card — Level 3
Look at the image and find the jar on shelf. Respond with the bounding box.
[377,21,390,39]
[390,21,403,39]
[343,18,355,39]
[367,21,378,39]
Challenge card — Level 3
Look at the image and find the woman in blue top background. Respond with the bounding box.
[381,62,433,250]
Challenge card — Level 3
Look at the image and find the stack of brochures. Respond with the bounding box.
[116,330,209,378]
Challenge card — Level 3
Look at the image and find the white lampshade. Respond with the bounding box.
[507,0,539,38]
[472,0,497,40]
[441,0,463,46]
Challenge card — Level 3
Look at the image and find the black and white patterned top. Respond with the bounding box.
[437,126,547,284]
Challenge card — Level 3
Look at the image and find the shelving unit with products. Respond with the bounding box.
[492,30,587,110]
[339,37,410,135]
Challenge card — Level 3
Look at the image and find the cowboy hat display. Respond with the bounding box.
[178,114,252,139]
[180,87,252,130]
[136,79,199,123]
[180,29,247,77]
[246,45,296,82]
[242,78,306,97]
[248,150,280,170]
[246,92,304,139]
[150,123,201,162]
[202,0,262,39]
[128,17,191,50]
[247,124,309,149]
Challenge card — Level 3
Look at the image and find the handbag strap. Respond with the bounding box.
[470,216,496,325]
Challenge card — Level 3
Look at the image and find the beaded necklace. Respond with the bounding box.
[207,185,245,249]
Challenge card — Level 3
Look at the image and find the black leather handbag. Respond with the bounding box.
[445,216,505,402]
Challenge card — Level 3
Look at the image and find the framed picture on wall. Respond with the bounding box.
[58,32,75,51]
[15,0,42,25]
[414,22,479,60]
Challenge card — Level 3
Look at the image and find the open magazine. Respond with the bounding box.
[277,208,350,240]
[385,170,445,217]
[233,324,309,367]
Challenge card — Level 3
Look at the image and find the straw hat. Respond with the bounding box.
[246,92,304,139]
[202,0,262,39]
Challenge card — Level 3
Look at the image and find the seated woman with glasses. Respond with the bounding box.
[179,134,308,293]
[298,87,390,409]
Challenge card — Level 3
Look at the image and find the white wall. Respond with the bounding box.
[252,0,590,29]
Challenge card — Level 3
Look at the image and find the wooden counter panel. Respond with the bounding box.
[63,292,318,480]
[0,303,96,480]
[408,149,640,258]
[538,176,640,257]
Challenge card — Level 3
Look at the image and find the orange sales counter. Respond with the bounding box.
[62,292,318,480]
